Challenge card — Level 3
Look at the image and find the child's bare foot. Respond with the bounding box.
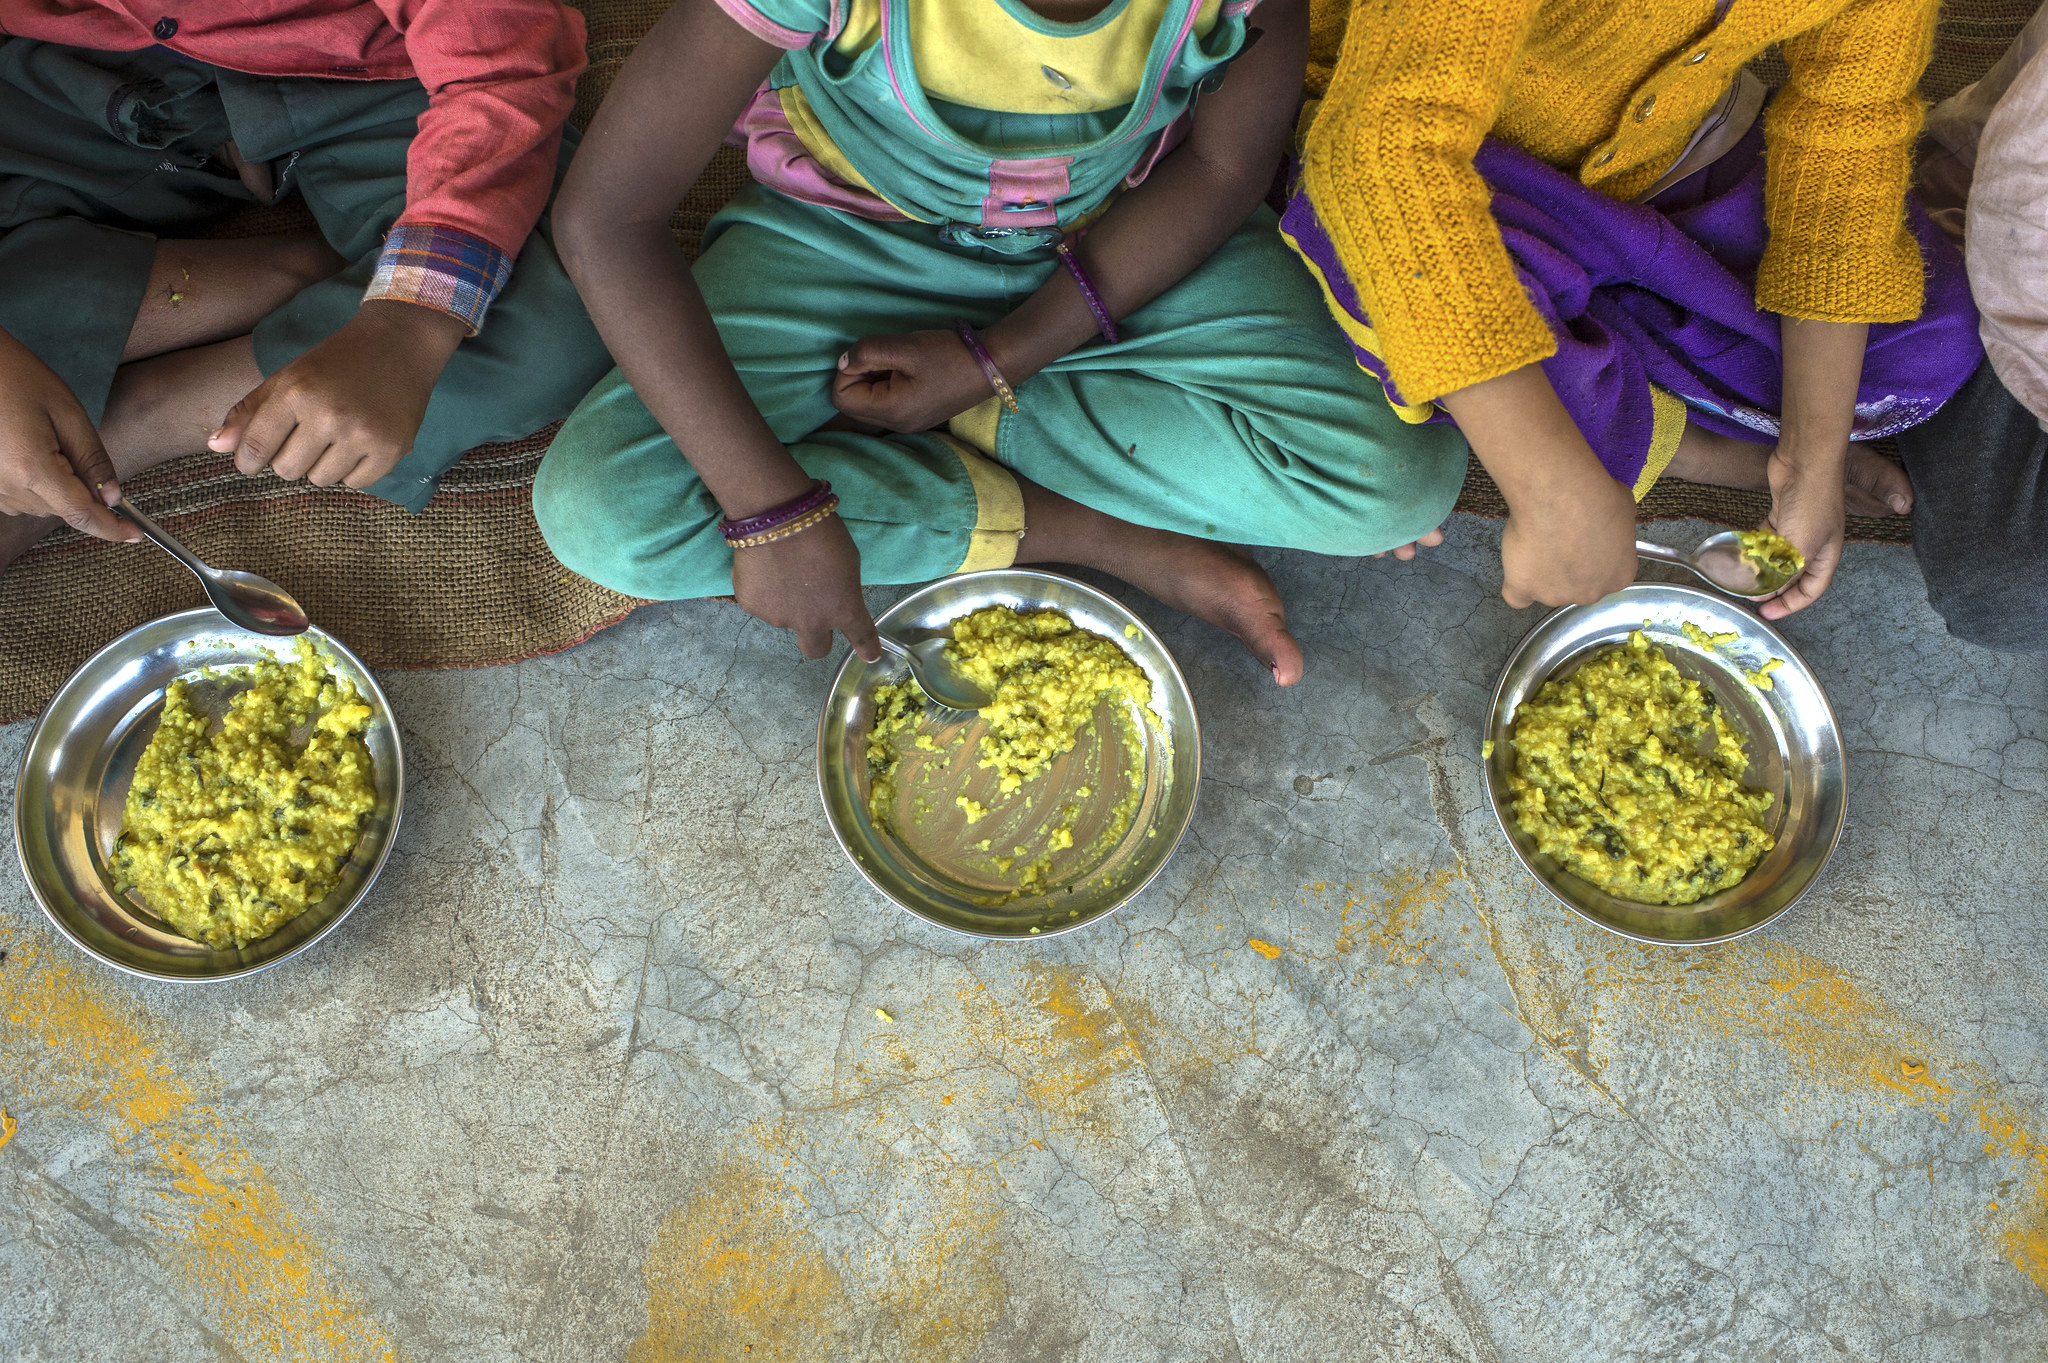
[1843,445,1914,517]
[1015,479,1305,685]
[1110,536,1304,687]
[0,513,60,575]
[1373,525,1445,561]
[1666,424,1913,516]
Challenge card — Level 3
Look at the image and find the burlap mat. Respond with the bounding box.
[1455,450,1917,549]
[0,0,2033,725]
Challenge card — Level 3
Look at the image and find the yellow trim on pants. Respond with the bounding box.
[1633,385,1687,500]
[948,396,1003,461]
[935,431,1025,572]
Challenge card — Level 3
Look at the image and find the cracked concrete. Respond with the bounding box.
[2,514,2045,1361]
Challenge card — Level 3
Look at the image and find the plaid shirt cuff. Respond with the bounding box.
[363,224,514,334]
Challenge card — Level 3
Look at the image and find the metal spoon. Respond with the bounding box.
[1635,530,1801,601]
[115,496,310,636]
[877,634,991,711]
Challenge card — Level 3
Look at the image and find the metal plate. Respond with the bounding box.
[14,610,404,981]
[819,570,1199,939]
[1482,584,1845,945]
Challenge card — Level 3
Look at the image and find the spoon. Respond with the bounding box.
[1636,530,1800,601]
[877,634,991,711]
[115,497,310,636]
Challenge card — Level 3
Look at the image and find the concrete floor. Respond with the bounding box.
[2,515,2045,1362]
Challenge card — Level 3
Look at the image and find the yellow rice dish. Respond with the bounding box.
[946,606,1152,793]
[867,606,1152,893]
[1507,630,1775,906]
[110,642,377,949]
[1734,527,1804,586]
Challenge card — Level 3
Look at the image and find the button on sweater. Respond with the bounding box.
[1300,0,1941,406]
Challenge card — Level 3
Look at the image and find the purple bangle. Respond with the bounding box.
[721,480,834,541]
[1056,241,1119,344]
[954,320,1021,414]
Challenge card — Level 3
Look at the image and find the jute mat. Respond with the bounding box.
[0,0,2034,725]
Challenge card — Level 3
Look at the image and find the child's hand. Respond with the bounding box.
[1499,466,1637,609]
[831,330,999,433]
[0,326,137,542]
[1757,441,1846,621]
[729,513,883,661]
[209,301,467,490]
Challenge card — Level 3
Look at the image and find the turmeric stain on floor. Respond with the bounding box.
[1014,962,1153,1119]
[1332,868,1461,967]
[629,961,1268,1359]
[1498,928,2048,1295]
[632,1154,1005,1363]
[0,925,399,1362]
[1275,861,2048,1300]
[630,1164,847,1363]
[1245,870,1469,976]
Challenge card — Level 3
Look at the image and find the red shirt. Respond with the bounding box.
[2,1,588,327]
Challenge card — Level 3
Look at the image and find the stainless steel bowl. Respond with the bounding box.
[1483,584,1845,945]
[14,610,404,981]
[819,570,1200,939]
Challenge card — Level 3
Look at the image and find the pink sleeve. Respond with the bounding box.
[712,0,822,49]
[374,0,588,256]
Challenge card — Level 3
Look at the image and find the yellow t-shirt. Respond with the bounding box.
[832,0,1221,115]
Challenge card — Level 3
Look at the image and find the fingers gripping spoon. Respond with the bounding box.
[1636,530,1799,602]
[115,497,310,636]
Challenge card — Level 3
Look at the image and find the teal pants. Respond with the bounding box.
[0,41,611,512]
[534,184,1468,598]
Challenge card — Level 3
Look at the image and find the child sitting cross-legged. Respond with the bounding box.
[0,0,611,573]
[535,0,1468,685]
[1287,0,1984,620]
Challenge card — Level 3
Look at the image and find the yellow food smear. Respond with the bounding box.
[1507,630,1775,906]
[1680,620,1787,692]
[110,642,376,950]
[866,606,1152,896]
[1735,527,1804,584]
[1680,621,1740,649]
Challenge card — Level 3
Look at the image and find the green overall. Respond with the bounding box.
[0,41,611,512]
[533,0,1467,597]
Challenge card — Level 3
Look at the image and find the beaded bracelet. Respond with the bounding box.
[726,497,841,550]
[954,320,1021,414]
[721,480,834,542]
[1055,241,1119,344]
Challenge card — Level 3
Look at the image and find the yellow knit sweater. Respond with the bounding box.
[1301,0,1940,406]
